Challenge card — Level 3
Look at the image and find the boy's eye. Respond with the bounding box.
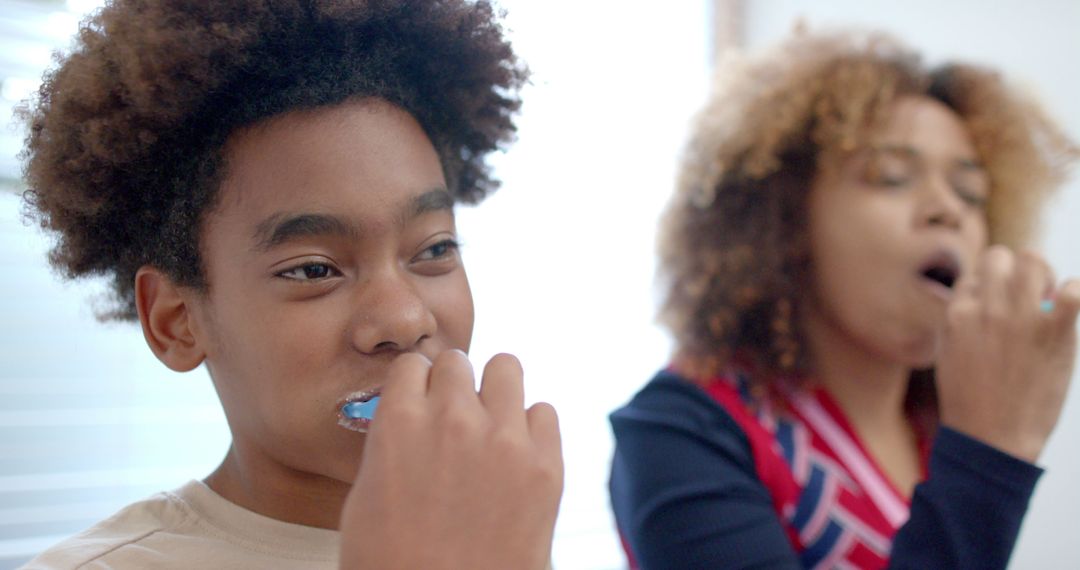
[415,239,460,261]
[277,263,340,281]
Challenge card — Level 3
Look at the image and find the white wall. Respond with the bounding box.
[460,2,710,566]
[742,2,1080,568]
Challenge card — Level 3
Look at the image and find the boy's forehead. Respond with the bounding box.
[247,188,455,251]
[209,99,450,233]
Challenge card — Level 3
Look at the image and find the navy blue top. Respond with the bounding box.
[609,371,1044,569]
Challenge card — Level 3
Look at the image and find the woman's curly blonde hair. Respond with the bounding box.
[659,29,1078,388]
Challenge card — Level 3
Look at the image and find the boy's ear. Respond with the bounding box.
[135,266,207,372]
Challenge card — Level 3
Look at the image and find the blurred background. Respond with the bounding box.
[1,0,1077,568]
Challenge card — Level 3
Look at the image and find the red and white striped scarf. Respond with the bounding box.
[704,371,926,569]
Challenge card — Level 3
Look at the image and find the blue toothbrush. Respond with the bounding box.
[342,397,380,421]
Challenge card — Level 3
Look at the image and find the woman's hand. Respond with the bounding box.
[338,350,563,570]
[937,246,1080,462]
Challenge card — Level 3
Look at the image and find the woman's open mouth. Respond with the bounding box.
[918,250,961,302]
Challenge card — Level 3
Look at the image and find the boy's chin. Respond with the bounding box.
[305,428,370,484]
[319,448,367,488]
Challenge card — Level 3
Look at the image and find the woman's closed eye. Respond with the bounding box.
[864,155,913,187]
[276,262,342,281]
[951,169,990,209]
[953,186,988,208]
[876,173,911,187]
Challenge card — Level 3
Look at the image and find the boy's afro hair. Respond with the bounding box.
[20,0,526,319]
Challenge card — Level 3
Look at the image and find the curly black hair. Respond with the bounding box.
[20,0,526,320]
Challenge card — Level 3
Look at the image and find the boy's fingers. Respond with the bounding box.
[383,352,433,402]
[480,353,527,428]
[526,402,562,463]
[427,349,479,404]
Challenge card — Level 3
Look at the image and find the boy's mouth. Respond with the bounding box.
[337,389,382,433]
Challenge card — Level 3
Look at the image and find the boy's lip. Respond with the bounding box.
[339,388,382,405]
[336,388,382,433]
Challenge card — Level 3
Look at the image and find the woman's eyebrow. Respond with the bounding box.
[870,144,984,171]
[252,213,357,252]
[868,144,918,159]
[955,157,986,171]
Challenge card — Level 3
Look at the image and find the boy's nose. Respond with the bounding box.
[349,271,437,355]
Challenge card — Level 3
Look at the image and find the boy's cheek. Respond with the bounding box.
[249,397,370,480]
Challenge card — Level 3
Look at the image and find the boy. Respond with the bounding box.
[20,1,561,568]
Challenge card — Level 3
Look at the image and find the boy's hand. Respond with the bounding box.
[338,350,563,570]
[937,246,1080,462]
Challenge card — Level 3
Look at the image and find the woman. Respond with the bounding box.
[610,29,1079,569]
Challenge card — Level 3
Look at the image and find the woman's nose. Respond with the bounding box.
[918,174,965,231]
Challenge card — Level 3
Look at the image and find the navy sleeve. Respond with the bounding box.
[609,373,801,569]
[609,373,1044,570]
[890,427,1043,569]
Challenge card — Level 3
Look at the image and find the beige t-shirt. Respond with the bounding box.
[21,480,340,569]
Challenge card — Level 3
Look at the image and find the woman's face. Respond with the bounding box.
[805,95,990,369]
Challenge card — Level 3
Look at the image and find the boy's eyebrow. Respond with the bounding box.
[403,188,454,223]
[253,213,358,252]
[252,188,455,252]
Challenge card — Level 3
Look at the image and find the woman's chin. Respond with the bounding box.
[878,329,942,371]
[899,340,941,371]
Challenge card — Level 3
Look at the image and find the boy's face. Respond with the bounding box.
[187,98,474,486]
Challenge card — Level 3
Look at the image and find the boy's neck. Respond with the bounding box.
[204,446,350,530]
